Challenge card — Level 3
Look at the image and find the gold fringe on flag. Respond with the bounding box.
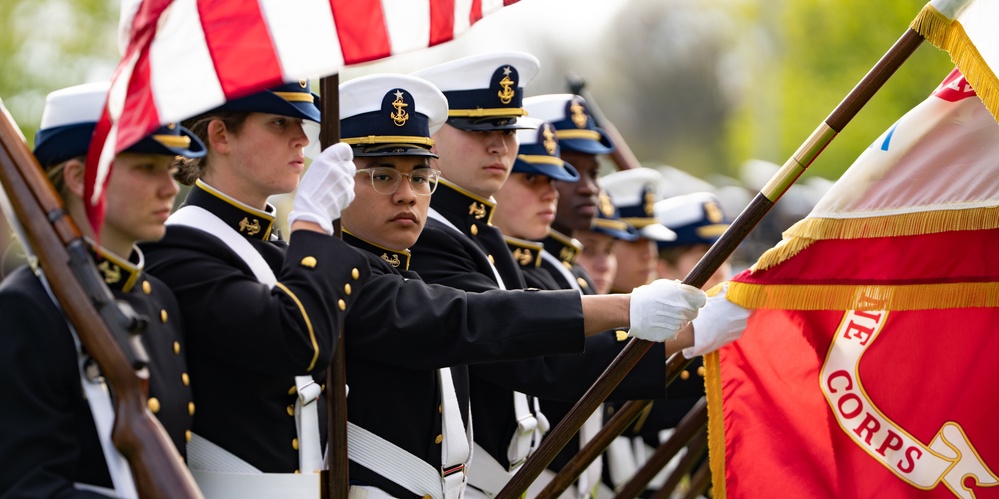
[705,350,727,499]
[751,206,999,271]
[728,280,999,311]
[911,2,999,123]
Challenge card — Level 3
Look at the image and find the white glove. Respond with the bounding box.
[288,142,356,235]
[629,279,706,342]
[684,283,749,358]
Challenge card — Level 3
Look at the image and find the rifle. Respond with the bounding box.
[565,72,640,171]
[0,101,203,499]
[498,28,926,499]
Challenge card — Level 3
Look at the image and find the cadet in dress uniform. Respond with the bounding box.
[575,192,640,295]
[601,168,678,293]
[140,82,371,497]
[408,53,714,498]
[335,74,705,499]
[654,192,733,291]
[521,94,623,297]
[0,82,202,497]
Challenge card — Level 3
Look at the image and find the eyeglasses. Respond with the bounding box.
[356,167,442,196]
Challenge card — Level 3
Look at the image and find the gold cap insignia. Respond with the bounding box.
[598,192,615,217]
[542,124,557,155]
[391,90,409,126]
[644,189,656,217]
[298,79,308,89]
[497,66,516,105]
[705,201,724,223]
[570,99,588,129]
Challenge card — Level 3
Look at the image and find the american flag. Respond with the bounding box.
[85,0,521,229]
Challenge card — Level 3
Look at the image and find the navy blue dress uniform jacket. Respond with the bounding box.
[408,183,669,471]
[341,232,585,498]
[141,182,370,473]
[0,251,192,498]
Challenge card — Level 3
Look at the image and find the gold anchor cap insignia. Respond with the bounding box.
[239,217,262,236]
[705,201,724,223]
[497,66,516,105]
[542,124,557,155]
[599,192,616,217]
[569,99,588,128]
[468,201,487,220]
[644,189,656,217]
[390,90,409,126]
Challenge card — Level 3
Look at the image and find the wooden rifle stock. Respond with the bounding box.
[0,104,202,499]
[565,72,640,171]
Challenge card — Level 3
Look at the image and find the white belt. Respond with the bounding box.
[348,485,398,499]
[295,375,324,473]
[467,443,515,496]
[606,436,639,488]
[577,408,604,499]
[188,433,321,498]
[505,393,549,471]
[348,422,467,499]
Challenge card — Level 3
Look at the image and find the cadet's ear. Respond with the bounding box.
[206,118,231,154]
[62,158,87,198]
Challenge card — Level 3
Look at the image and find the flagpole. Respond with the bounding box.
[496,27,927,499]
[318,74,349,499]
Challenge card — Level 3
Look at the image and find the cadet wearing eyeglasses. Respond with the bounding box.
[334,73,710,499]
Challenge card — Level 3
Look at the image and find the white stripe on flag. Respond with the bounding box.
[148,0,225,124]
[453,0,474,37]
[260,0,344,80]
[953,1,999,76]
[481,0,505,16]
[93,49,138,204]
[382,0,432,55]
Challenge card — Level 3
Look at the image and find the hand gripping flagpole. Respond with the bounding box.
[497,27,927,499]
[317,74,350,499]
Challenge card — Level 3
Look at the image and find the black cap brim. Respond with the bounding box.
[446,116,535,132]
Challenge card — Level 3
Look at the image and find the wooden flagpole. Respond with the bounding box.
[318,74,350,499]
[497,28,927,499]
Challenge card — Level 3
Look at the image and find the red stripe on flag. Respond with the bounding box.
[118,56,161,153]
[469,0,483,24]
[197,0,284,99]
[429,0,455,46]
[736,229,999,285]
[331,0,391,65]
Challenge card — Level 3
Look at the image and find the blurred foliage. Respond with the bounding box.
[592,0,953,181]
[0,0,118,146]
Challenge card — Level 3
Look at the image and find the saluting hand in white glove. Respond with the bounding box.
[628,279,706,342]
[288,142,356,235]
[684,282,749,358]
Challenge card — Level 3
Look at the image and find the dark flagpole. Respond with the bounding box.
[318,74,349,499]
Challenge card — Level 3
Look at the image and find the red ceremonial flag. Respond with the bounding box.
[84,0,521,231]
[706,68,999,498]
